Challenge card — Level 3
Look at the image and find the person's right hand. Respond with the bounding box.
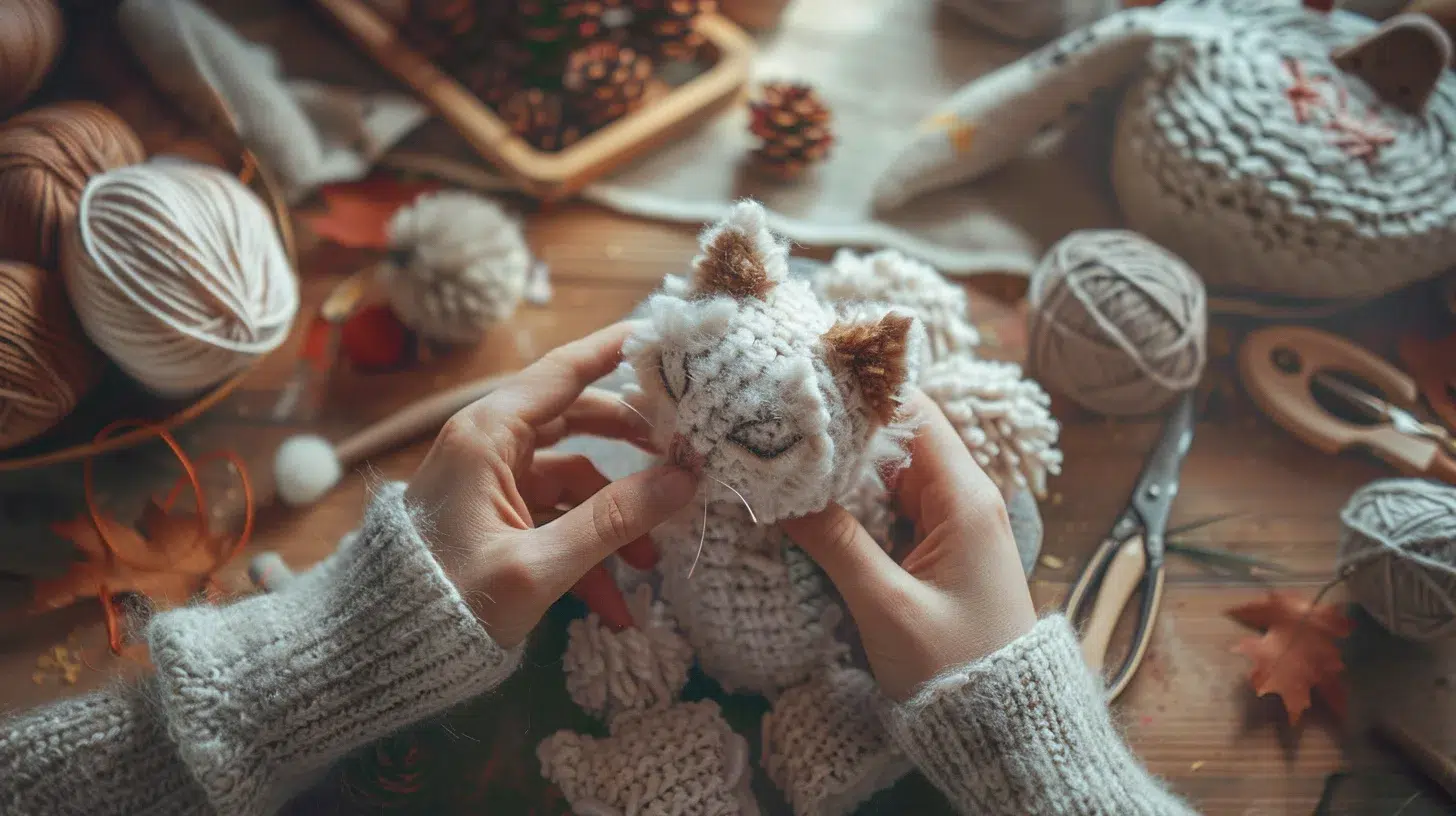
[782,392,1037,701]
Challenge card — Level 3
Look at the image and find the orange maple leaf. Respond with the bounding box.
[1227,592,1352,725]
[301,176,439,249]
[33,500,232,614]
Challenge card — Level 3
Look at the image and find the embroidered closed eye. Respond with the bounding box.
[658,349,690,401]
[726,418,803,459]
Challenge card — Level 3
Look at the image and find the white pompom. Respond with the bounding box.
[815,249,980,364]
[379,191,532,344]
[273,434,342,507]
[919,357,1063,497]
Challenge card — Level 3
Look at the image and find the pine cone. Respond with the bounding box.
[628,0,715,62]
[563,42,654,127]
[499,88,586,152]
[457,46,528,108]
[749,82,834,179]
[401,0,509,63]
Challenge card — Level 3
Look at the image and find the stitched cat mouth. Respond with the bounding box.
[666,433,704,473]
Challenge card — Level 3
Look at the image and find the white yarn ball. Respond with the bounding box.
[61,158,298,397]
[380,190,531,344]
[273,434,342,508]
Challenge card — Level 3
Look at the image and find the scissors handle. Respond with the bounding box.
[1066,535,1167,700]
[1240,326,1441,473]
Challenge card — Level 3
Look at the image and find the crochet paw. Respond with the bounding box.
[562,585,694,720]
[538,700,758,816]
[762,666,912,816]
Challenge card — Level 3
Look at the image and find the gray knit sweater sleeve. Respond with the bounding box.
[883,615,1196,815]
[0,484,522,816]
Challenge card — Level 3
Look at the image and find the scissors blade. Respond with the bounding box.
[1127,391,1197,562]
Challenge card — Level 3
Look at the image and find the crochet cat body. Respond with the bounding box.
[538,202,1062,816]
[874,0,1456,300]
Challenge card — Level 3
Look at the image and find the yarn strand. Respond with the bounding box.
[80,420,255,654]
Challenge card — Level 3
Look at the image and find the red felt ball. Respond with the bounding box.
[340,304,409,370]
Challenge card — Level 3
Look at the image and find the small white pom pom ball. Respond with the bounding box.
[379,191,531,344]
[273,434,342,508]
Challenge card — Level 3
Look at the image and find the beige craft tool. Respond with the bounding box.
[1239,326,1456,485]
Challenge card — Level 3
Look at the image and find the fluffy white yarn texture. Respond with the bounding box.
[919,356,1063,497]
[380,191,531,344]
[272,434,342,508]
[62,157,299,397]
[815,249,980,364]
[561,585,694,721]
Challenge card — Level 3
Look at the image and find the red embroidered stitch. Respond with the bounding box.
[1283,59,1330,124]
[1327,106,1396,161]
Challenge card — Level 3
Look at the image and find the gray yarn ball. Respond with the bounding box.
[1338,478,1456,642]
[1027,230,1207,417]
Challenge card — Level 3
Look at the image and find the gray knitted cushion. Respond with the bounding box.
[1113,0,1456,299]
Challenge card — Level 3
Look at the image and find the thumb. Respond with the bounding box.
[782,503,903,606]
[543,465,698,569]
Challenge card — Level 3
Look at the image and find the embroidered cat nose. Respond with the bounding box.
[667,434,703,472]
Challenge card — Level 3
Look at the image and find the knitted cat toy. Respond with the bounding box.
[536,201,1062,816]
[873,0,1456,301]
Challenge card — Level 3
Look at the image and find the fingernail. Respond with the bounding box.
[651,466,699,504]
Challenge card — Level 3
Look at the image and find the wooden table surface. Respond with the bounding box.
[2,3,1454,815]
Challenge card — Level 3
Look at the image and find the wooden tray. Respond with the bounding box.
[312,0,754,201]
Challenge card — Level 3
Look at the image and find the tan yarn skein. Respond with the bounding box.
[62,158,299,397]
[0,102,146,269]
[0,261,99,450]
[1027,230,1206,416]
[1339,479,1456,642]
[0,0,64,115]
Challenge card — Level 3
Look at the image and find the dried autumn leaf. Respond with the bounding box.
[33,501,232,613]
[302,176,438,249]
[1227,592,1352,725]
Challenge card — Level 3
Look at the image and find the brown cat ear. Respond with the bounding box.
[687,201,785,300]
[822,312,915,425]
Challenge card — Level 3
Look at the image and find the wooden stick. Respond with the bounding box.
[1374,717,1456,802]
[333,374,511,467]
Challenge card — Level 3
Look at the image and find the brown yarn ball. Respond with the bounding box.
[0,260,99,450]
[0,0,64,115]
[0,101,146,269]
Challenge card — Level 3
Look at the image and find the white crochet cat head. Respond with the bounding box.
[623,202,923,524]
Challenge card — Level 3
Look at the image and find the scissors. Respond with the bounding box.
[1064,390,1196,701]
[1239,325,1456,485]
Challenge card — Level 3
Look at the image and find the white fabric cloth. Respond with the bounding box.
[118,0,428,204]
[581,0,1121,277]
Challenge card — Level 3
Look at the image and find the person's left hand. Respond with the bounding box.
[405,322,698,648]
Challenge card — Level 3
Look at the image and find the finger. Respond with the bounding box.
[896,391,1002,529]
[538,465,698,569]
[528,452,661,569]
[570,563,633,631]
[534,388,657,451]
[520,451,608,512]
[617,536,659,571]
[474,323,636,427]
[781,503,903,605]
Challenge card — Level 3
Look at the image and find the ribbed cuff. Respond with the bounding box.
[0,685,211,816]
[147,483,522,815]
[882,616,1192,815]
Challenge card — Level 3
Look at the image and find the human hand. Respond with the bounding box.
[405,323,698,648]
[782,392,1037,700]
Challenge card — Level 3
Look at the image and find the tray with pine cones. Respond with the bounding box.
[312,0,754,200]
